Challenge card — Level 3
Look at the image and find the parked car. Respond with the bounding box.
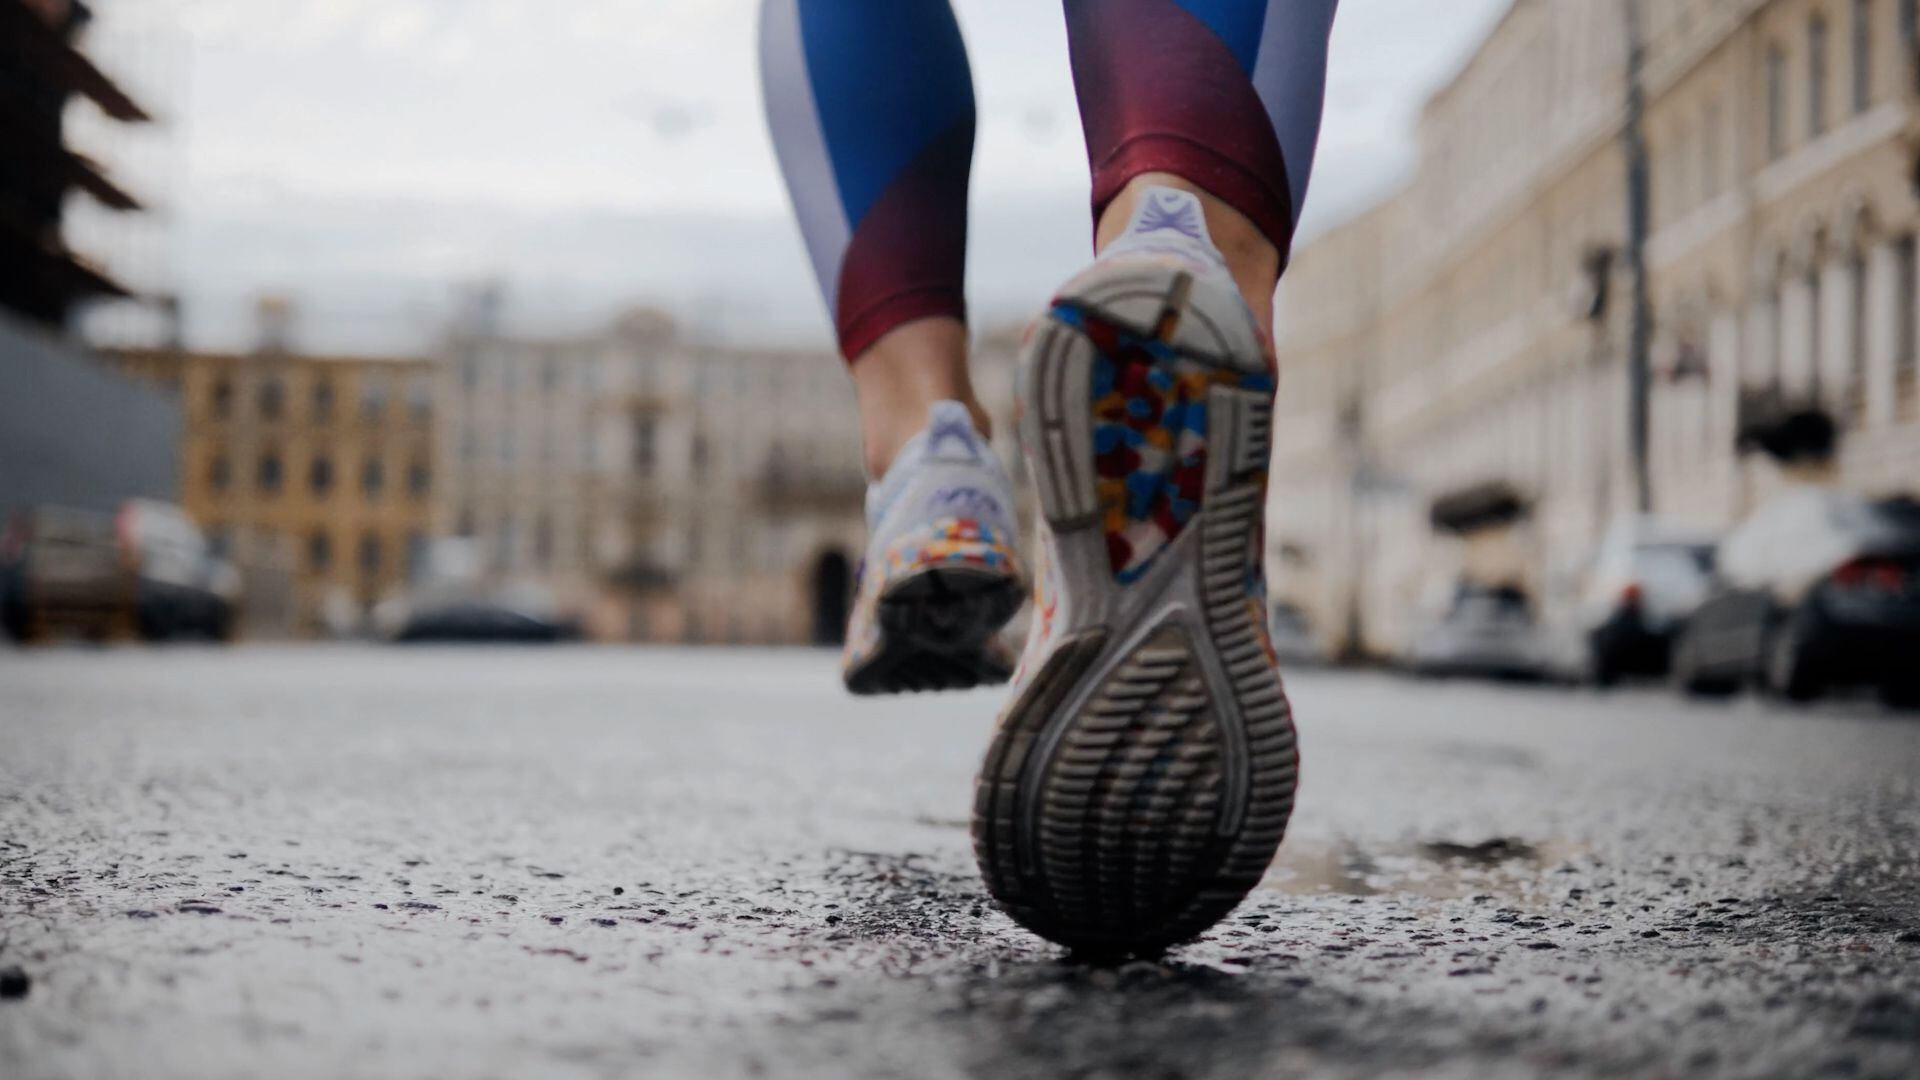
[1670,487,1920,707]
[1550,519,1717,686]
[1268,601,1330,666]
[1,500,239,643]
[1404,582,1545,680]
[393,599,580,643]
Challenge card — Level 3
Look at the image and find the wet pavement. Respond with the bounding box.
[2,646,1918,1079]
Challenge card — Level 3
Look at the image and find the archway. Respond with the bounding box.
[810,548,853,646]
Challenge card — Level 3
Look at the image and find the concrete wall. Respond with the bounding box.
[0,310,179,523]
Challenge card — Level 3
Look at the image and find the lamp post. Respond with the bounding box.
[1623,0,1655,515]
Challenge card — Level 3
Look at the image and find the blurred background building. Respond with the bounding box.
[1268,0,1920,659]
[112,299,437,636]
[439,303,1025,645]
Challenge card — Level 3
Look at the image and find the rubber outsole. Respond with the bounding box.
[844,567,1022,696]
[971,260,1298,957]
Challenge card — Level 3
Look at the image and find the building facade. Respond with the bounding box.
[113,338,437,636]
[1268,0,1920,657]
[441,311,1026,645]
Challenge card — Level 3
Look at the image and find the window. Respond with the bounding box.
[361,456,385,496]
[1767,283,1786,389]
[1897,234,1919,397]
[405,375,431,421]
[1849,249,1869,416]
[1806,267,1824,397]
[208,455,231,491]
[1908,2,1920,106]
[1668,122,1691,220]
[1809,16,1829,139]
[1700,102,1722,199]
[210,376,233,419]
[258,452,283,494]
[308,530,332,572]
[1853,0,1873,115]
[534,516,553,568]
[408,458,430,497]
[1767,44,1787,160]
[312,377,335,421]
[309,455,334,495]
[358,533,382,577]
[359,375,389,421]
[405,533,426,581]
[257,377,285,421]
[632,415,656,472]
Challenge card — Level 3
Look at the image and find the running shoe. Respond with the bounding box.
[971,187,1299,955]
[843,400,1025,695]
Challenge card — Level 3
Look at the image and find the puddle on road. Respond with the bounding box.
[908,811,1583,904]
[1263,836,1587,901]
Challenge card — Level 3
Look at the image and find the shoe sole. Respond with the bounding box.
[971,259,1298,957]
[845,565,1023,695]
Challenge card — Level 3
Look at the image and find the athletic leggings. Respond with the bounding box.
[759,0,1340,361]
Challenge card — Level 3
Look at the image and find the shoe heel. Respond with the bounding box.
[974,257,1297,954]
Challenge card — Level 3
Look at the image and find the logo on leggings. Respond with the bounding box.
[1135,192,1204,241]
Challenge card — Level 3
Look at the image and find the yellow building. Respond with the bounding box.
[1268,0,1920,658]
[113,343,437,636]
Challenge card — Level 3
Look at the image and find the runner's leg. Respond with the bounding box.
[759,0,988,476]
[1066,0,1339,333]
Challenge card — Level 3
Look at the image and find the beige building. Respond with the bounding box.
[113,335,438,635]
[441,310,1025,645]
[1268,0,1920,657]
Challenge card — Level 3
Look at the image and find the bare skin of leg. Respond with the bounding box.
[850,315,993,478]
[853,174,1278,477]
[1095,171,1281,341]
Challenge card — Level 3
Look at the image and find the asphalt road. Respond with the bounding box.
[2,646,1918,1079]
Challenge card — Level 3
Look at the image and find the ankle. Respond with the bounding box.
[1096,172,1280,338]
[849,317,990,477]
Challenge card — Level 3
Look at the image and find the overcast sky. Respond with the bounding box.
[91,0,1510,353]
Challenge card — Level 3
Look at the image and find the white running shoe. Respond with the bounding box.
[971,187,1299,955]
[842,400,1025,695]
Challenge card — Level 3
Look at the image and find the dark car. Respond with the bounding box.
[2,501,238,643]
[1405,582,1544,680]
[1671,488,1920,707]
[394,600,580,644]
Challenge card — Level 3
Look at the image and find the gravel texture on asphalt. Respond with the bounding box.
[2,646,1918,1079]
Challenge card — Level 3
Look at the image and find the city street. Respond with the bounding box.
[2,647,1918,1079]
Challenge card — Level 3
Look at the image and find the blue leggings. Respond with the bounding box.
[760,0,1339,360]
